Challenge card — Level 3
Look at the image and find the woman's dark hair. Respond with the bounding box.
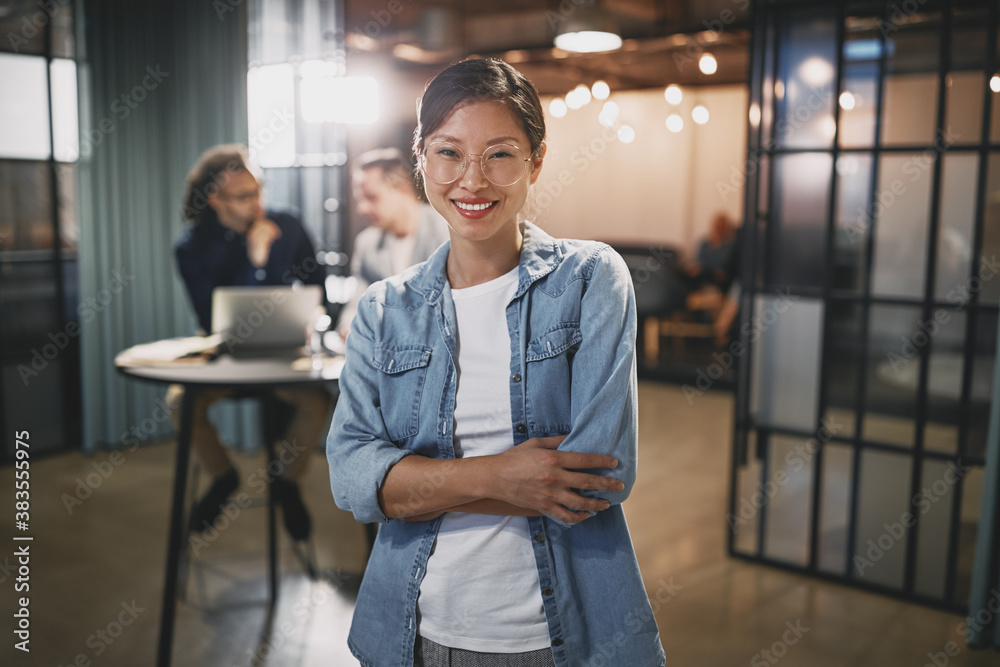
[412,58,546,165]
[182,144,250,223]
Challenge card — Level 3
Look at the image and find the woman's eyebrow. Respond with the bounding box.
[429,134,521,146]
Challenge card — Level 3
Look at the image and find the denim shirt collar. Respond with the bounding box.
[406,221,562,305]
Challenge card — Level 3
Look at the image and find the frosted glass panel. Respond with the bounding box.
[818,444,853,574]
[775,7,837,149]
[968,312,997,461]
[833,153,871,293]
[50,59,79,163]
[823,301,862,438]
[935,154,978,300]
[838,14,881,149]
[925,312,966,455]
[0,54,51,160]
[880,12,941,146]
[981,155,1000,305]
[945,72,983,145]
[0,160,53,251]
[863,305,922,447]
[770,153,832,290]
[882,73,938,145]
[751,296,823,431]
[955,465,986,604]
[945,6,985,144]
[838,62,878,148]
[764,435,815,566]
[852,450,912,589]
[914,460,957,599]
[871,154,932,299]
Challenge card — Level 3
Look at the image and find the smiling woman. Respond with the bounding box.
[327,58,666,667]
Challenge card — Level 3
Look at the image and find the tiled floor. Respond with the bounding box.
[1,382,997,666]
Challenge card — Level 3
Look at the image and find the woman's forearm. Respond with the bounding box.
[402,499,543,522]
[378,454,492,519]
[379,435,621,522]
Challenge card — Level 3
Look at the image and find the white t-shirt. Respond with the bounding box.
[416,266,550,652]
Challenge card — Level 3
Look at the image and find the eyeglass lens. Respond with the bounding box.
[424,143,528,187]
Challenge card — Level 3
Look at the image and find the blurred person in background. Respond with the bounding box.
[168,144,331,542]
[335,147,448,338]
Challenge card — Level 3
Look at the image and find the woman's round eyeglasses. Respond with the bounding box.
[421,142,531,187]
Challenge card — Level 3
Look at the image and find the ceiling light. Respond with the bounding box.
[800,56,833,86]
[991,75,1000,93]
[599,101,619,127]
[591,80,610,100]
[549,98,568,118]
[699,54,718,75]
[664,84,682,105]
[666,114,684,133]
[555,30,622,53]
[692,105,709,125]
[617,125,635,143]
[553,4,622,53]
[839,91,856,110]
[566,89,584,110]
[573,83,592,106]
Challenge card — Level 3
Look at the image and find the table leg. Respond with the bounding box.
[262,395,278,607]
[157,386,196,667]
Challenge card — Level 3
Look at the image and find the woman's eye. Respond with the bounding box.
[488,151,513,159]
[436,148,460,159]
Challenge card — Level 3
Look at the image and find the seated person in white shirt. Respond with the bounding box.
[336,148,449,338]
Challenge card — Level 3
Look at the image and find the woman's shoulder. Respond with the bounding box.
[360,259,438,313]
[553,236,629,282]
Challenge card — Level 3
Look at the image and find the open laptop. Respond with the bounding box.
[211,285,322,357]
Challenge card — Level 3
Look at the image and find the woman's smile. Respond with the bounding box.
[452,197,497,218]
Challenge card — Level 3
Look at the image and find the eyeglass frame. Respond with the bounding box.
[419,141,534,187]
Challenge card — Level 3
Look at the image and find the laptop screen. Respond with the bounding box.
[210,285,322,349]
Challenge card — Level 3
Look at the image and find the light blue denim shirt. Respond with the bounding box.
[328,222,666,667]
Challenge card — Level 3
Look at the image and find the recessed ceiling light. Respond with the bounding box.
[549,98,568,118]
[664,84,682,105]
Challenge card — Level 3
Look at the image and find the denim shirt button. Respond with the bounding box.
[516,423,526,433]
[543,587,554,596]
[512,373,522,382]
[552,638,564,647]
[533,532,545,543]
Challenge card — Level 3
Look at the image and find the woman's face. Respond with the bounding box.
[421,100,543,249]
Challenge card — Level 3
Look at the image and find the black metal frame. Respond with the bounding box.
[0,1,81,463]
[730,0,1000,612]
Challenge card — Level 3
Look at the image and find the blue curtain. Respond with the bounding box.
[968,315,1000,649]
[78,0,261,452]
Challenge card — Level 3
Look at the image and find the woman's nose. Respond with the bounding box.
[458,156,489,190]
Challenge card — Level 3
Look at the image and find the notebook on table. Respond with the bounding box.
[211,285,323,357]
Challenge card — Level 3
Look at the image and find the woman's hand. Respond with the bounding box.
[379,436,622,523]
[488,436,623,524]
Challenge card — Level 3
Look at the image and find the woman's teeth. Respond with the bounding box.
[454,201,495,211]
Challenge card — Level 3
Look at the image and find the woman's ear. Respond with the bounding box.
[529,142,546,185]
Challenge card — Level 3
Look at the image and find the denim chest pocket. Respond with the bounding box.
[525,324,581,430]
[373,344,432,442]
